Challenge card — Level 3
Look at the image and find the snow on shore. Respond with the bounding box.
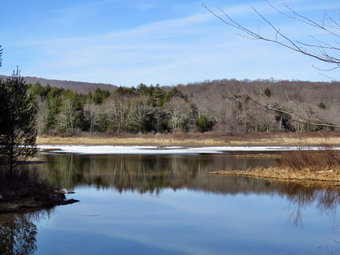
[38,145,340,155]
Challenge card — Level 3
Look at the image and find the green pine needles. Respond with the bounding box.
[0,69,37,174]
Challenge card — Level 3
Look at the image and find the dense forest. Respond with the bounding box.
[27,79,340,135]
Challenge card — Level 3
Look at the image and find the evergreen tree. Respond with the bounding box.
[196,115,214,133]
[0,69,37,174]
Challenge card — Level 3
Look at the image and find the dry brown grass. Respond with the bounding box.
[230,136,340,146]
[37,136,228,146]
[234,153,281,159]
[278,149,340,171]
[210,167,340,188]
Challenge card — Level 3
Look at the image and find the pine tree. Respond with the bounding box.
[0,69,37,174]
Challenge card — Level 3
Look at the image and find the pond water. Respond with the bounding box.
[1,152,339,255]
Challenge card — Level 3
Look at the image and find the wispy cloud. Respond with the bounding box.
[24,11,212,46]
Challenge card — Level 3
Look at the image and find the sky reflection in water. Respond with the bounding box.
[7,153,340,255]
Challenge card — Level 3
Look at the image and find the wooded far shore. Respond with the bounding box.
[22,78,340,136]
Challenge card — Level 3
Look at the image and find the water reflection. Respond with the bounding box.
[41,153,340,223]
[0,211,50,255]
[281,183,340,227]
[42,153,274,193]
[13,153,339,255]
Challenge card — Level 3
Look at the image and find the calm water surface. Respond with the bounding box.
[1,153,339,255]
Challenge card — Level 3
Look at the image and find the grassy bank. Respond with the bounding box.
[210,168,340,188]
[37,133,340,146]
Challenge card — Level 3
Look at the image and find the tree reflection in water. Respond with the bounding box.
[42,153,274,193]
[0,210,50,255]
[280,183,340,227]
[42,153,339,227]
[282,185,340,251]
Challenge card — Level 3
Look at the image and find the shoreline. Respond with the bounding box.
[5,133,340,213]
[0,167,79,214]
[37,144,340,155]
[0,197,79,214]
[36,133,340,147]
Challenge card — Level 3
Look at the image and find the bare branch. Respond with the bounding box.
[202,2,340,65]
[280,2,340,38]
[327,13,340,29]
[312,65,340,72]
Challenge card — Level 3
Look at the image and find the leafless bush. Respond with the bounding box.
[278,146,340,171]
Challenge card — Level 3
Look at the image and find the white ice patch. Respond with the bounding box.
[317,170,334,173]
[38,145,340,155]
[39,145,221,155]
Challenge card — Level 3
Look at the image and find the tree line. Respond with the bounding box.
[31,82,213,135]
[29,79,340,135]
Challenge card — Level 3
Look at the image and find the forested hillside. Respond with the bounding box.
[28,79,340,135]
[0,75,117,93]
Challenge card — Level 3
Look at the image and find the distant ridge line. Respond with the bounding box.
[0,75,118,93]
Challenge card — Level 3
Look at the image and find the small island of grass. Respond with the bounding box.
[210,149,340,188]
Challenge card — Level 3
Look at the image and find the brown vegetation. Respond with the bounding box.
[278,148,340,171]
[211,149,340,187]
[177,80,340,133]
[234,153,281,159]
[210,168,340,188]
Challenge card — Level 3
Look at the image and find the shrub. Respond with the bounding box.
[277,146,340,171]
[196,115,214,133]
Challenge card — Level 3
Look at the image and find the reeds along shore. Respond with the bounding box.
[210,168,340,187]
[210,150,340,187]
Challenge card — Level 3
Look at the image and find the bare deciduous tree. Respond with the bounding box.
[131,96,150,133]
[57,98,82,133]
[35,97,50,135]
[104,96,133,133]
[166,97,190,133]
[84,103,101,132]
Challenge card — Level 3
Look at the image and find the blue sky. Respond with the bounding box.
[0,0,339,86]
